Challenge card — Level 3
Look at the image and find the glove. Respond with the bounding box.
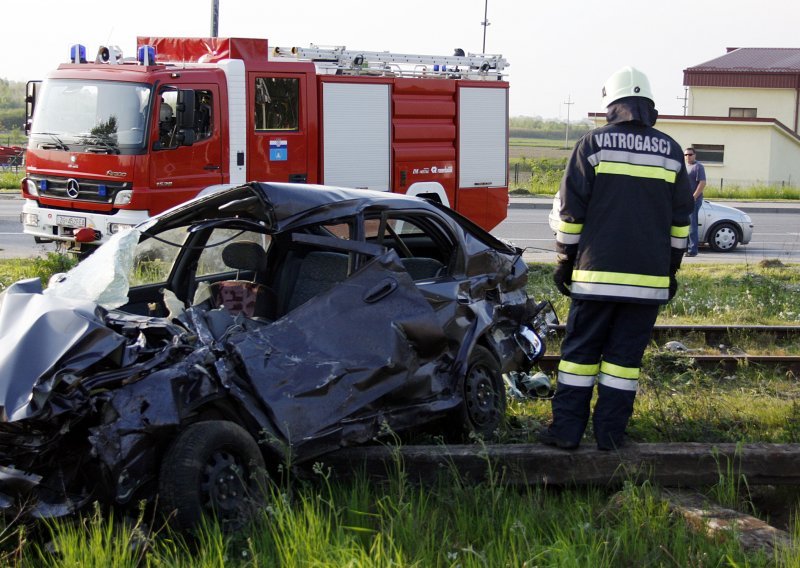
[670,248,684,275]
[668,274,678,300]
[553,255,575,297]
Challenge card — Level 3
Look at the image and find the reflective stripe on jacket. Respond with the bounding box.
[556,118,693,305]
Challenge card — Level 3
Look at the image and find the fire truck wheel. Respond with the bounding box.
[457,345,506,441]
[158,420,268,531]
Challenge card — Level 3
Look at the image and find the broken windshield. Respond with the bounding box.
[45,229,142,309]
[30,79,152,153]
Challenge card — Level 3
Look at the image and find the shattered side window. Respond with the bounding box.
[196,230,271,277]
[320,222,351,240]
[363,213,455,279]
[129,226,188,287]
[388,218,425,236]
[363,216,429,240]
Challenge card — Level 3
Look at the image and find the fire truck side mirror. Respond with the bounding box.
[174,89,196,147]
[176,90,196,124]
[25,81,41,135]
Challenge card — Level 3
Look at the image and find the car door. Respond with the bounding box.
[248,73,310,184]
[224,248,450,454]
[149,85,224,213]
[697,199,711,241]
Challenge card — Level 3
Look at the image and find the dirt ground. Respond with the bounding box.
[509,145,572,160]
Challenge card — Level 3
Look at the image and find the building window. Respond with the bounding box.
[254,77,299,131]
[692,144,724,164]
[729,107,757,118]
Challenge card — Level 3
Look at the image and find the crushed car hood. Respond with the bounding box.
[0,279,126,422]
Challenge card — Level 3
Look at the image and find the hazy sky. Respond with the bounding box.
[4,0,799,121]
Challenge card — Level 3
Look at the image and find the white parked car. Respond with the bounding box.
[548,195,753,252]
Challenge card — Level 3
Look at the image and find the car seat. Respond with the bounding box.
[208,241,271,318]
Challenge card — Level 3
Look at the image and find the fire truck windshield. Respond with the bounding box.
[31,79,152,154]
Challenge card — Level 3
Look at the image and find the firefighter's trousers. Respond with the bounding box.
[549,299,659,449]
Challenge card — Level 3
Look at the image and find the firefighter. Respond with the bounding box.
[540,66,694,451]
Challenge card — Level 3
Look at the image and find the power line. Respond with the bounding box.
[563,94,574,148]
[481,0,490,53]
[210,0,219,37]
[676,87,688,116]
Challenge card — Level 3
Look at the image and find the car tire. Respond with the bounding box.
[708,222,740,252]
[458,345,506,440]
[158,420,267,530]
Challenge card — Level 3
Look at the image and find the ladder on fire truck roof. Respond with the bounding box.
[271,45,508,79]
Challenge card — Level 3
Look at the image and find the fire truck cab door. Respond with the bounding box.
[150,85,223,211]
[249,73,309,184]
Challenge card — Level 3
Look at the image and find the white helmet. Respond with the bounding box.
[602,66,654,107]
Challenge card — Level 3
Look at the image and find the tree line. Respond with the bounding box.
[509,116,592,140]
[0,79,25,133]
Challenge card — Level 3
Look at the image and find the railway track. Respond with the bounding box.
[540,324,800,373]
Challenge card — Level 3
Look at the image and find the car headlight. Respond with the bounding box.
[113,190,133,206]
[742,214,752,223]
[108,222,134,234]
[25,179,40,197]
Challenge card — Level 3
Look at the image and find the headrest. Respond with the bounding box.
[222,241,267,272]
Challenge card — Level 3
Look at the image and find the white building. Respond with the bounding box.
[593,48,800,189]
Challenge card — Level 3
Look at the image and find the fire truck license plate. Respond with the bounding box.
[56,215,86,228]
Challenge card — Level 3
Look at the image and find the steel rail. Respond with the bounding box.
[550,323,800,339]
[537,353,800,374]
[323,443,800,487]
[548,323,800,352]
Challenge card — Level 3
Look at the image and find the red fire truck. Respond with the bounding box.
[0,145,24,167]
[22,37,510,251]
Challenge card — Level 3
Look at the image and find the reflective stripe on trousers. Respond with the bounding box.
[557,359,599,387]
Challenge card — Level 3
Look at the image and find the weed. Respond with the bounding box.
[0,253,77,291]
[0,171,22,190]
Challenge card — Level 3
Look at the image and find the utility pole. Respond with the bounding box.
[676,87,688,116]
[481,0,490,53]
[563,94,574,148]
[211,0,219,37]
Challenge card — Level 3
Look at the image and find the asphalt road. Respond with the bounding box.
[494,207,800,264]
[1,195,799,263]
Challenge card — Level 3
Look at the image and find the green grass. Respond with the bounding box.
[705,183,800,200]
[519,260,800,448]
[507,151,800,199]
[0,253,77,290]
[527,260,800,326]
[3,469,781,566]
[0,259,798,565]
[0,170,22,190]
[510,136,570,148]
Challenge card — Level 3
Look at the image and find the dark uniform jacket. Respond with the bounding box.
[556,97,694,305]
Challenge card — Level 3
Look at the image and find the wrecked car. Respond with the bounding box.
[0,182,553,528]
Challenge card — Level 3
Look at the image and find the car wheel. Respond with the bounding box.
[159,420,267,530]
[708,222,739,252]
[458,346,506,440]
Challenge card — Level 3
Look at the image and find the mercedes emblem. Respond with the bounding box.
[66,178,80,199]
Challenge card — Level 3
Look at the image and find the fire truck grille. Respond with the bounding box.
[27,175,130,204]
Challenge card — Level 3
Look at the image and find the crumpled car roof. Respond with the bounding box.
[146,182,518,252]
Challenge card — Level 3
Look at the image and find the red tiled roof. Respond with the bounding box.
[684,48,800,89]
[687,48,800,72]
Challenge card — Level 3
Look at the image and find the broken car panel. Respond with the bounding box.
[0,182,552,526]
